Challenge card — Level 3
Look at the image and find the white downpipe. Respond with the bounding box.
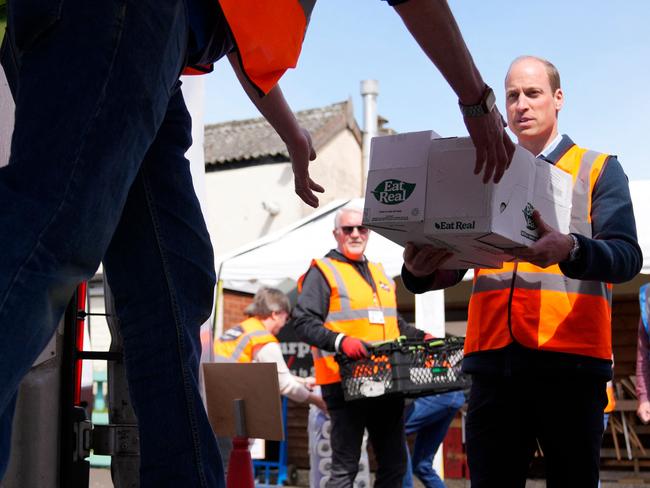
[360,79,379,192]
[181,75,208,216]
[414,289,447,479]
[414,290,446,337]
[181,75,215,365]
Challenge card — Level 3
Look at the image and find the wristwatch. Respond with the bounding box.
[459,85,496,117]
[567,233,581,262]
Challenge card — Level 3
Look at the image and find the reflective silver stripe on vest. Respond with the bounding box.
[320,258,352,313]
[474,271,611,302]
[320,258,395,323]
[326,307,398,322]
[570,150,601,238]
[299,0,316,22]
[229,330,274,361]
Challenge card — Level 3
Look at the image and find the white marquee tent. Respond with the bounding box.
[216,199,405,294]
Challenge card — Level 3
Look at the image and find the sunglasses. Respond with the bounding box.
[339,225,369,235]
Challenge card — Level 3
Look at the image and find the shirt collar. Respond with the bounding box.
[537,134,575,164]
[538,134,563,158]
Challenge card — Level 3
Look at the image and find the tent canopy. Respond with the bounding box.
[217,181,650,294]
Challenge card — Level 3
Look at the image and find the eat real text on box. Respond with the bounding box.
[363,131,572,269]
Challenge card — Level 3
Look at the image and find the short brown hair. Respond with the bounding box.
[244,287,291,318]
[508,55,561,93]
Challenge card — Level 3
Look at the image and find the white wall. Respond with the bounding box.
[205,162,301,256]
[205,129,363,257]
[181,75,208,216]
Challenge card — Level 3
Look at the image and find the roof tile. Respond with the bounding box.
[204,99,361,167]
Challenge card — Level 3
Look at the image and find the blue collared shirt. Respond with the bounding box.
[538,133,563,159]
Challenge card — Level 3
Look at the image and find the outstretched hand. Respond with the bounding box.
[286,128,324,208]
[465,108,516,184]
[508,210,573,268]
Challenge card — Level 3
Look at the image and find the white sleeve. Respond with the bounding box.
[254,342,310,403]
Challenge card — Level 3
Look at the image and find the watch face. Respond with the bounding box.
[483,88,496,112]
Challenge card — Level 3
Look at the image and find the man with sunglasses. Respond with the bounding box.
[293,203,427,487]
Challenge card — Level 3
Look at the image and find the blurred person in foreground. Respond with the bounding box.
[402,56,642,487]
[0,0,514,484]
[293,203,431,488]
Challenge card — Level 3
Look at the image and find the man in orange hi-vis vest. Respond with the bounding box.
[293,203,430,488]
[402,56,642,487]
[1,0,515,485]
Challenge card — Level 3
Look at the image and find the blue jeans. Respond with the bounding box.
[403,391,465,488]
[0,0,224,486]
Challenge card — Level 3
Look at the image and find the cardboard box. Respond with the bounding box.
[363,132,572,269]
[202,362,284,440]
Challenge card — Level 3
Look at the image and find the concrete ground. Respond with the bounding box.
[90,468,650,487]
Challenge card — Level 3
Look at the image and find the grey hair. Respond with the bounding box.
[244,287,291,318]
[333,202,364,229]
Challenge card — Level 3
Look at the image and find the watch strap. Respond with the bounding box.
[568,233,581,262]
[459,85,496,117]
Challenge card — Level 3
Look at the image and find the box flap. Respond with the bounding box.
[368,130,440,170]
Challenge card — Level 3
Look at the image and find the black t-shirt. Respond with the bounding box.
[185,0,235,66]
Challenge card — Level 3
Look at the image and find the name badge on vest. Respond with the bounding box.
[368,309,385,325]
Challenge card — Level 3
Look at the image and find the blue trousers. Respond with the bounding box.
[0,0,224,486]
[403,391,464,488]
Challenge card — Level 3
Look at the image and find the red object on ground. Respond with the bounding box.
[443,412,469,479]
[73,282,87,406]
[227,436,254,488]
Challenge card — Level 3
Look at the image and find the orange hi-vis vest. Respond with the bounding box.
[213,317,277,363]
[299,258,400,385]
[183,0,315,95]
[466,144,613,360]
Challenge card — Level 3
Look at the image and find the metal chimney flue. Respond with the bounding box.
[361,79,379,192]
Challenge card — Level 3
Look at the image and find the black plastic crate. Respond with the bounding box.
[337,337,470,401]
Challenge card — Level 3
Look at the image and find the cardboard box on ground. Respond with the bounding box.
[363,130,572,269]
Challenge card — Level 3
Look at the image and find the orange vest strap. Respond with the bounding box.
[304,257,399,384]
[182,64,214,76]
[466,143,612,360]
[218,0,312,94]
[214,318,277,362]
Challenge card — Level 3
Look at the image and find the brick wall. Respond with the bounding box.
[222,290,254,331]
[612,296,641,379]
[287,401,310,468]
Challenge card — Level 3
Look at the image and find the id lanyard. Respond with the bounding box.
[368,292,387,340]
